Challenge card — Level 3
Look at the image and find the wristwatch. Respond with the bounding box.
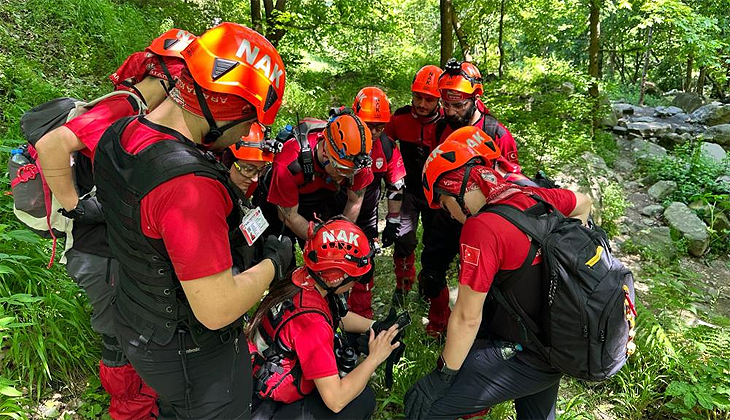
[436,354,459,376]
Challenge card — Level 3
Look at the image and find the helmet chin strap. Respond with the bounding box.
[192,81,252,145]
[307,268,359,296]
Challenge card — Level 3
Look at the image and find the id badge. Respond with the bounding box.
[239,207,269,246]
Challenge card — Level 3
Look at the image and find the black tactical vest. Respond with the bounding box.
[94,116,248,347]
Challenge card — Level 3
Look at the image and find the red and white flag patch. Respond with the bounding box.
[461,244,480,266]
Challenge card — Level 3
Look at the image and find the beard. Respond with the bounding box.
[445,101,477,129]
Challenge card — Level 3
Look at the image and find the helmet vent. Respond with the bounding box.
[441,151,457,163]
[263,85,278,112]
[211,58,239,81]
[163,38,179,50]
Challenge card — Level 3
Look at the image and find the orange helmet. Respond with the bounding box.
[229,124,275,162]
[146,29,196,58]
[422,139,486,209]
[438,59,483,99]
[445,126,501,162]
[303,217,374,288]
[323,114,373,171]
[411,65,442,98]
[181,22,285,126]
[353,87,391,124]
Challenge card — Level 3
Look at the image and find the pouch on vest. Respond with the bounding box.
[482,195,637,381]
[9,91,146,266]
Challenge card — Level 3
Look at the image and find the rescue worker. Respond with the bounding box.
[33,28,195,419]
[92,23,293,418]
[341,87,406,319]
[266,113,374,244]
[383,65,442,306]
[418,59,522,336]
[404,131,592,420]
[248,217,401,420]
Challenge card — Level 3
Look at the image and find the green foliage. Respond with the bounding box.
[599,182,629,238]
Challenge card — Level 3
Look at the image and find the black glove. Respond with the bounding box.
[262,235,293,281]
[404,369,456,419]
[357,307,408,355]
[381,219,401,248]
[58,195,104,224]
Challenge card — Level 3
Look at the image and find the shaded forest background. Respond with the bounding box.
[1,0,729,418]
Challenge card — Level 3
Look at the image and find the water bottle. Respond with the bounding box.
[10,149,30,165]
[499,341,523,360]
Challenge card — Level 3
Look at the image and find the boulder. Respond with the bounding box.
[612,125,628,135]
[612,103,640,118]
[663,202,710,256]
[674,124,698,135]
[699,142,727,165]
[690,103,730,126]
[640,204,664,217]
[655,106,684,117]
[626,121,673,138]
[706,124,730,146]
[631,139,667,160]
[614,158,635,173]
[713,213,730,233]
[659,132,684,149]
[633,226,677,260]
[556,81,575,95]
[717,176,730,193]
[648,180,677,201]
[601,111,618,128]
[633,116,658,123]
[672,92,704,113]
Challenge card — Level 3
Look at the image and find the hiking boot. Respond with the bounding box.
[392,288,406,307]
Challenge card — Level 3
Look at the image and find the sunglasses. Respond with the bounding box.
[233,161,269,178]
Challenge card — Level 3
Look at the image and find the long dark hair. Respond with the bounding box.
[246,273,302,340]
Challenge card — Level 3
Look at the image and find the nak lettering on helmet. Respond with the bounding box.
[234,40,284,88]
[423,147,445,173]
[321,229,360,247]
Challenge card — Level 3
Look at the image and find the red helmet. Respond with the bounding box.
[445,126,501,162]
[353,87,391,124]
[303,217,373,284]
[422,139,486,209]
[323,114,373,170]
[411,65,442,98]
[181,22,285,126]
[438,59,483,100]
[146,29,196,58]
[229,124,274,162]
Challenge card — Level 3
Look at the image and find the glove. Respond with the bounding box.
[381,219,401,248]
[357,307,406,355]
[262,235,293,281]
[58,195,105,224]
[404,369,456,419]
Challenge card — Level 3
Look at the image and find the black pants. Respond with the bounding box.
[394,191,434,258]
[419,209,461,288]
[115,317,252,419]
[428,339,562,420]
[252,386,376,420]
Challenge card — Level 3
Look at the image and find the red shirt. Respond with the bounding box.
[459,187,577,293]
[120,117,234,281]
[65,94,140,159]
[384,105,440,150]
[280,286,339,383]
[371,134,406,186]
[267,132,373,208]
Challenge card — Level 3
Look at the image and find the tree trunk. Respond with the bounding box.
[638,26,653,106]
[261,0,287,47]
[250,0,263,34]
[588,0,601,135]
[451,4,472,61]
[440,0,454,67]
[696,66,706,95]
[684,53,693,92]
[498,0,506,77]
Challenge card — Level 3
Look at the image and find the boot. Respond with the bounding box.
[393,253,416,291]
[100,362,159,420]
[426,287,451,337]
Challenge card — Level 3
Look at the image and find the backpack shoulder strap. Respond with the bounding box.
[480,195,559,245]
[481,114,500,141]
[379,132,394,161]
[294,122,320,183]
[434,119,448,145]
[71,90,147,121]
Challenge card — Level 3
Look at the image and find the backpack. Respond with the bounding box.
[8,90,146,265]
[275,119,327,183]
[482,195,636,381]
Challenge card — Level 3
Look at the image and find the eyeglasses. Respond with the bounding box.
[366,122,386,132]
[233,161,269,178]
[440,99,473,112]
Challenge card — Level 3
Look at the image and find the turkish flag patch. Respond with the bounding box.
[461,244,480,266]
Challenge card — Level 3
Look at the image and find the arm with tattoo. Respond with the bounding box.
[277,204,309,240]
[343,188,365,221]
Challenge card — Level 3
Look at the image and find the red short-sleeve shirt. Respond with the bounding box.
[120,117,234,281]
[459,188,577,293]
[371,135,406,186]
[267,132,373,208]
[64,94,140,159]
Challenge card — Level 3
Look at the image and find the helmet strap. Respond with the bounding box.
[457,163,475,215]
[193,81,251,145]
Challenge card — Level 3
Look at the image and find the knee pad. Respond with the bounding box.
[418,270,446,299]
[101,334,128,368]
[394,230,417,257]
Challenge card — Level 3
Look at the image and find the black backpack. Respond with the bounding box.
[483,195,636,381]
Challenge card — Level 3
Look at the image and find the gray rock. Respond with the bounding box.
[689,200,711,216]
[659,132,683,148]
[663,202,710,256]
[680,133,694,143]
[641,204,664,217]
[707,124,730,146]
[613,103,640,116]
[674,124,698,135]
[633,116,658,123]
[717,176,730,192]
[690,103,730,126]
[632,139,668,160]
[602,111,618,128]
[556,81,575,95]
[700,142,727,164]
[648,180,677,201]
[672,92,705,113]
[612,125,628,135]
[626,121,673,138]
[655,106,684,117]
[713,213,730,233]
[633,226,677,260]
[614,158,635,173]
